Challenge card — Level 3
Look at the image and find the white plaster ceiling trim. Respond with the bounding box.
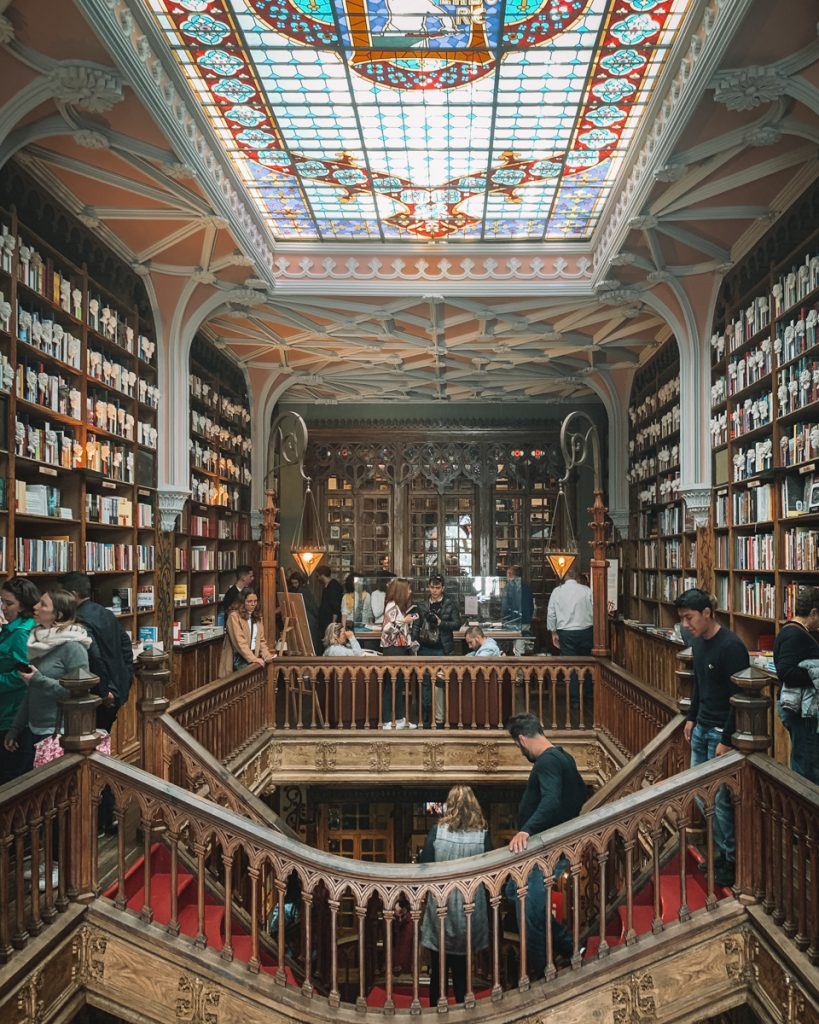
[268,254,593,293]
[74,0,272,280]
[593,0,754,280]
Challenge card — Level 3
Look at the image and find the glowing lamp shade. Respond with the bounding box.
[546,551,577,580]
[290,478,327,578]
[291,546,325,578]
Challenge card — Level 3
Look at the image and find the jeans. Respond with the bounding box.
[417,646,445,726]
[557,627,593,709]
[504,862,573,979]
[780,708,819,784]
[690,723,735,862]
[381,646,414,722]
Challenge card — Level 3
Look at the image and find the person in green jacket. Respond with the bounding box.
[0,577,40,784]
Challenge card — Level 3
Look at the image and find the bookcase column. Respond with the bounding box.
[156,486,190,654]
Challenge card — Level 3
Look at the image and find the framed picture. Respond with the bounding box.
[330,525,341,539]
[808,480,819,513]
[803,472,816,510]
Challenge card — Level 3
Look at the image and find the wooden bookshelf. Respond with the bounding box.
[171,336,253,639]
[627,339,697,625]
[709,227,819,651]
[0,206,158,643]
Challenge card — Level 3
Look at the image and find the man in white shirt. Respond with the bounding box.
[546,568,594,719]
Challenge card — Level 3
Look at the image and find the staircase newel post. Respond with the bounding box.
[730,666,774,904]
[136,647,171,778]
[58,666,103,902]
[730,666,774,754]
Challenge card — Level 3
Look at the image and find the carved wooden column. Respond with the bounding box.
[590,488,610,657]
[59,666,102,902]
[156,487,189,658]
[137,647,171,778]
[260,487,279,649]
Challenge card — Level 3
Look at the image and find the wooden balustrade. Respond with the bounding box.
[596,660,680,760]
[0,755,81,963]
[166,662,275,763]
[609,620,684,703]
[276,657,599,732]
[83,750,746,1010]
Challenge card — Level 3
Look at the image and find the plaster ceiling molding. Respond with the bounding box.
[269,253,593,288]
[608,251,638,268]
[163,161,196,181]
[73,129,109,150]
[593,0,747,278]
[742,125,784,147]
[712,66,789,111]
[76,0,274,279]
[680,486,712,528]
[597,286,644,308]
[190,267,217,286]
[77,206,100,229]
[646,269,675,285]
[0,12,13,45]
[47,63,124,112]
[130,262,151,278]
[653,163,689,183]
[157,487,192,533]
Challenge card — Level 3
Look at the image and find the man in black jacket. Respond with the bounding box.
[774,585,819,783]
[412,575,462,727]
[62,573,134,831]
[505,713,586,977]
[316,565,343,635]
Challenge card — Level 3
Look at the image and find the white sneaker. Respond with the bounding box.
[406,722,418,730]
[394,718,408,729]
[382,721,395,730]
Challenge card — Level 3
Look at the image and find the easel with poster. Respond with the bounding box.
[278,568,316,657]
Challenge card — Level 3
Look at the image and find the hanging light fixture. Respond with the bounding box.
[290,475,326,578]
[545,481,578,580]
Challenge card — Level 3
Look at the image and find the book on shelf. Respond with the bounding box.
[137,584,154,610]
[111,587,132,613]
[201,583,216,605]
[138,625,159,646]
[173,582,188,605]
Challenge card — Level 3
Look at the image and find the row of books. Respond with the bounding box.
[16,481,71,519]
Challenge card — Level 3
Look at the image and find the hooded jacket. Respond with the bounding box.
[10,624,91,737]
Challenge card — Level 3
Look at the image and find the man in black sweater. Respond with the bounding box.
[505,713,586,977]
[773,585,819,783]
[675,588,749,887]
[62,572,134,832]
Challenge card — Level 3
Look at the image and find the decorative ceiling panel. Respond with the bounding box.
[147,0,692,241]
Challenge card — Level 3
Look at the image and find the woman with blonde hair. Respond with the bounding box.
[420,784,491,1006]
[379,577,418,727]
[219,587,275,675]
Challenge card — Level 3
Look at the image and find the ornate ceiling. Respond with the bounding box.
[145,0,692,242]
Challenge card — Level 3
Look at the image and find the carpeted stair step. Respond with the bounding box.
[176,901,226,947]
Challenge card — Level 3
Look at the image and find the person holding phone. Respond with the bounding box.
[4,588,92,772]
[0,576,40,784]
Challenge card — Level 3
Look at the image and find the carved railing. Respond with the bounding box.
[596,660,680,760]
[276,657,599,732]
[165,662,274,762]
[1,742,815,993]
[86,751,746,1011]
[609,620,683,702]
[746,755,819,963]
[582,715,687,814]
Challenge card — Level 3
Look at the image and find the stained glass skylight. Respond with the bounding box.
[146,0,692,241]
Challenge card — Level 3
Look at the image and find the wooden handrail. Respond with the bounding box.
[156,714,298,839]
[582,714,687,813]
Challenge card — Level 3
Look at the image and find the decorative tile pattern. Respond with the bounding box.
[145,0,692,240]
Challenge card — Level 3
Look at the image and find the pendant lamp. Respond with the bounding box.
[290,477,326,577]
[545,482,577,580]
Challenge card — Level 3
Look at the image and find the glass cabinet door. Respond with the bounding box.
[357,490,391,575]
